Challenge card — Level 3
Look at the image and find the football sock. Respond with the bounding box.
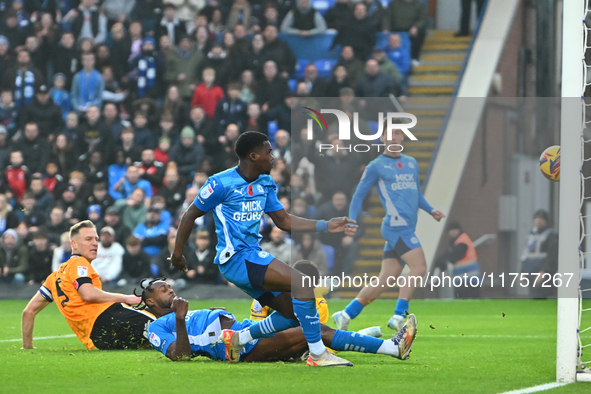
[330,330,386,354]
[344,299,364,320]
[241,312,299,345]
[394,298,409,317]
[293,298,326,355]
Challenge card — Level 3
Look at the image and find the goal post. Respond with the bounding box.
[557,0,587,383]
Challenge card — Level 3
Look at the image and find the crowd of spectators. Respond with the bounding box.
[0,0,426,288]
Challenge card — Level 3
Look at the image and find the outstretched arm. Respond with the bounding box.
[22,292,50,349]
[267,209,358,236]
[170,203,206,272]
[349,164,379,221]
[77,283,141,305]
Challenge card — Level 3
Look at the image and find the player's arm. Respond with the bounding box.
[171,179,223,271]
[21,291,50,349]
[349,164,379,222]
[268,209,358,236]
[77,283,140,304]
[418,191,445,221]
[165,297,192,361]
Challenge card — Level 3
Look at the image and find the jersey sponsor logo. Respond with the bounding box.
[149,332,161,347]
[257,184,264,194]
[411,237,419,244]
[397,162,404,169]
[77,266,88,277]
[242,201,262,211]
[200,184,214,199]
[391,173,417,191]
[258,251,270,258]
[247,185,253,196]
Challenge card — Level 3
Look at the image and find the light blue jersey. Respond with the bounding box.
[147,309,258,360]
[349,154,433,231]
[194,166,284,265]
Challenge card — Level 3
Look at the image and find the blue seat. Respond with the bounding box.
[280,32,339,62]
[267,120,278,145]
[294,59,310,79]
[288,79,297,92]
[312,0,335,15]
[322,244,335,271]
[314,59,337,78]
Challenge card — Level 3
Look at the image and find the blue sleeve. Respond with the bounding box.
[418,190,434,214]
[349,164,379,221]
[147,319,177,356]
[265,182,284,213]
[141,180,153,198]
[194,177,225,212]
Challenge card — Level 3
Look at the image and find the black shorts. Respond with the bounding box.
[90,303,155,350]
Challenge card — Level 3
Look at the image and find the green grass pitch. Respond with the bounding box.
[1,298,591,394]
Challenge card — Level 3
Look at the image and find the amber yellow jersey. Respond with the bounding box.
[39,255,113,350]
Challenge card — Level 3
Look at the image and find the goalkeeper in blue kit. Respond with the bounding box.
[169,131,365,366]
[333,129,445,332]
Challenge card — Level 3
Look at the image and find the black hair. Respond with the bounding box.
[533,209,549,223]
[134,277,167,310]
[234,131,269,159]
[293,260,320,281]
[447,221,463,232]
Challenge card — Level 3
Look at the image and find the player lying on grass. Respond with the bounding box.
[21,221,154,350]
[140,279,417,364]
[169,131,359,366]
[333,128,444,333]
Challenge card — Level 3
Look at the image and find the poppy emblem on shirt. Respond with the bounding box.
[248,185,253,196]
[397,162,404,169]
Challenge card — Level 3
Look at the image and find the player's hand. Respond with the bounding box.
[125,295,142,305]
[328,217,358,236]
[168,254,188,272]
[431,210,445,222]
[171,296,189,317]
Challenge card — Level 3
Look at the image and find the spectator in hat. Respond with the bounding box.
[19,84,63,140]
[50,74,72,120]
[0,11,26,51]
[71,52,105,114]
[280,0,327,36]
[3,49,44,109]
[0,228,28,284]
[129,37,162,99]
[91,226,125,284]
[164,35,203,101]
[86,204,103,225]
[155,3,187,46]
[103,206,132,246]
[27,231,52,284]
[133,204,168,262]
[168,126,205,179]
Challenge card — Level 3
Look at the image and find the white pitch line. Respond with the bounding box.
[423,334,553,339]
[499,382,570,394]
[0,334,76,343]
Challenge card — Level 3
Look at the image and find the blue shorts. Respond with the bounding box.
[381,224,422,263]
[218,247,282,300]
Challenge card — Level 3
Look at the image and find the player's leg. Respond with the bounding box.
[243,316,417,363]
[388,246,427,331]
[333,246,404,330]
[90,303,155,350]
